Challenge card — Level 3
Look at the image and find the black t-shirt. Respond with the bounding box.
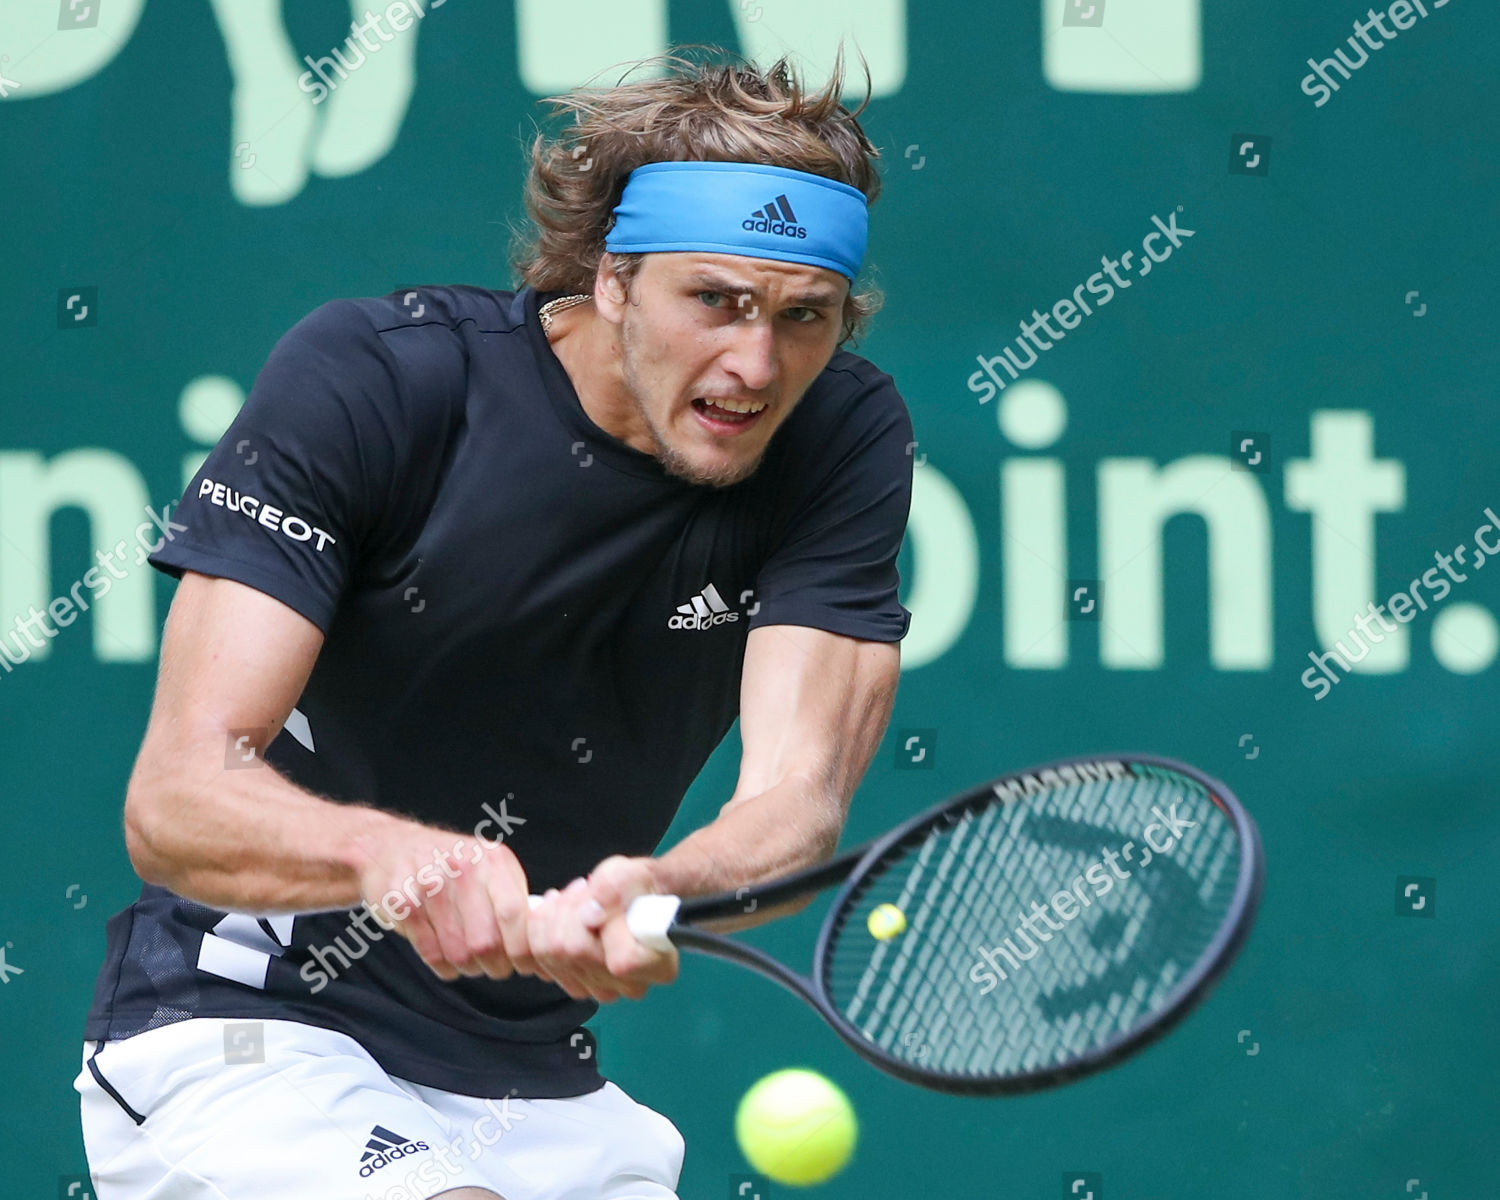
[85,283,914,1097]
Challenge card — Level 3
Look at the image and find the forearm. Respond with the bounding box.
[645,772,843,930]
[124,732,404,915]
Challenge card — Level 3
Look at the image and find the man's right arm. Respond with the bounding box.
[123,571,537,983]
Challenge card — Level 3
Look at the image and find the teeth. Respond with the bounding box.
[702,397,766,414]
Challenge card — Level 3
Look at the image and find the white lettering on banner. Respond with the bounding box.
[5,0,1201,207]
[896,389,1499,679]
[1043,0,1202,93]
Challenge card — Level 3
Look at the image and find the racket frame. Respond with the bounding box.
[660,753,1264,1095]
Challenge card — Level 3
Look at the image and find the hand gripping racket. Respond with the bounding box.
[598,753,1262,1095]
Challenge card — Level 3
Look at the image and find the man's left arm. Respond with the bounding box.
[530,623,899,1001]
[632,622,901,922]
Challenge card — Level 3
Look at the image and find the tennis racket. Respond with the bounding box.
[569,753,1263,1095]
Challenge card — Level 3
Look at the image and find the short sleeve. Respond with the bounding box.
[747,371,915,642]
[149,300,406,632]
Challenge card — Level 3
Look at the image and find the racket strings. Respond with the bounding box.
[822,768,1243,1082]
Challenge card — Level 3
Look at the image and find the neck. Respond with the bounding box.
[545,301,651,454]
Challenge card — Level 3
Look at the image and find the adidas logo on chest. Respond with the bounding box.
[668,582,741,631]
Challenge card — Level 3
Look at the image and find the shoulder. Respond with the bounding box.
[738,348,914,554]
[340,283,522,340]
[768,347,914,479]
[822,346,901,397]
[304,284,523,378]
[259,284,524,436]
[797,348,911,442]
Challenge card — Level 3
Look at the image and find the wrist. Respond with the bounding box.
[337,806,407,882]
[637,855,666,896]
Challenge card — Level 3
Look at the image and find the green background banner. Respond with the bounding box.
[3,1,1496,1196]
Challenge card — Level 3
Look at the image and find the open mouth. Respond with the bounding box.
[692,397,767,433]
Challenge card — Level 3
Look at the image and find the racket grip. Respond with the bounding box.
[625,894,681,952]
[524,893,682,952]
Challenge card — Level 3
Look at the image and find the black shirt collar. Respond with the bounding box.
[523,286,692,485]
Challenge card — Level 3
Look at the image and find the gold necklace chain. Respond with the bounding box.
[538,293,592,334]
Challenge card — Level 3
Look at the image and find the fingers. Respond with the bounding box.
[409,841,508,980]
[355,829,675,1003]
[364,875,468,983]
[528,878,625,1003]
[584,855,676,998]
[587,854,649,917]
[553,880,630,1003]
[600,910,679,997]
[513,861,671,1004]
[482,846,536,979]
[359,833,532,984]
[526,887,564,988]
[381,896,462,982]
[446,851,512,979]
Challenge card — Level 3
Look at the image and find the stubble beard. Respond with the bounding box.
[620,315,765,490]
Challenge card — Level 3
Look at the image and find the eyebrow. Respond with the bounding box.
[684,272,843,309]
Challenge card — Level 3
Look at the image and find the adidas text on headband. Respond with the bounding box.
[604,161,869,281]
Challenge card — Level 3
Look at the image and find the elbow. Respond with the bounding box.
[809,787,846,863]
[123,774,180,889]
[782,815,843,917]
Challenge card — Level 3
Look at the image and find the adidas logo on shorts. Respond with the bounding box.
[742,193,808,240]
[668,583,740,631]
[359,1125,430,1177]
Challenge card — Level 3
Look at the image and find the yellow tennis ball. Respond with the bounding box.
[867,903,907,941]
[735,1068,857,1187]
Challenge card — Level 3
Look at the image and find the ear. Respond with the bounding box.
[594,253,631,324]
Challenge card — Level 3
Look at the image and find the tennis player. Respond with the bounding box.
[75,46,913,1200]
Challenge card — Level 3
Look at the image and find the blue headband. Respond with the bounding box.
[604,161,868,280]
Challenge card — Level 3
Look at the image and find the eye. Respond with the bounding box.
[696,291,727,308]
[786,307,824,323]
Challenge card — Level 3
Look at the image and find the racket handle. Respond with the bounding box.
[524,893,682,953]
[625,894,682,952]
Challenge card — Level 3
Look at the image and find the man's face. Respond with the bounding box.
[599,252,848,488]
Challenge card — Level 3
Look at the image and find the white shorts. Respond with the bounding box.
[75,1018,685,1199]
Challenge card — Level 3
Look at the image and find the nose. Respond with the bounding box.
[721,317,778,394]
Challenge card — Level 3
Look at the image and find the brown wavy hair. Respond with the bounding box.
[509,43,884,348]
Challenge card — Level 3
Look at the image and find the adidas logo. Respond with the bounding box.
[742,193,808,241]
[358,1125,430,1177]
[668,582,741,631]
